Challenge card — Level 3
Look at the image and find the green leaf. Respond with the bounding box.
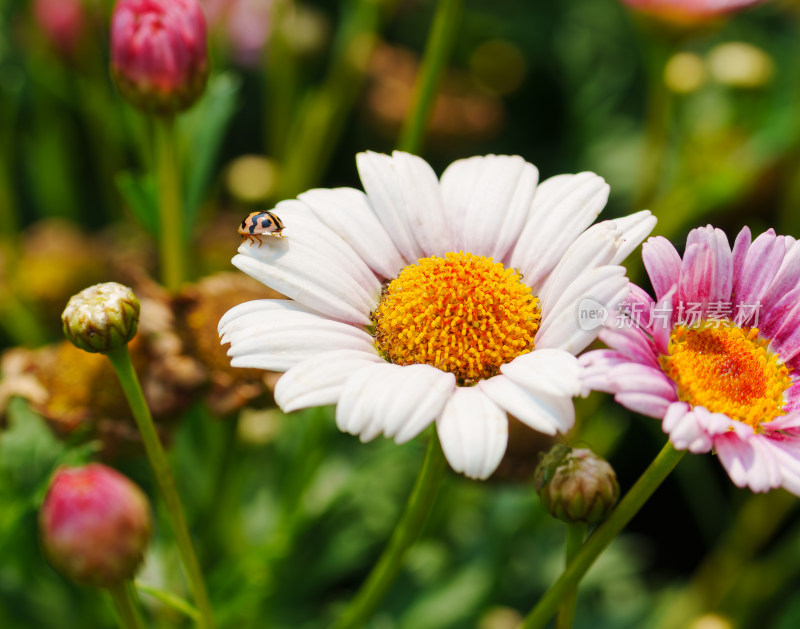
[135,581,200,621]
[115,170,159,237]
[0,398,65,502]
[400,563,492,629]
[179,72,242,236]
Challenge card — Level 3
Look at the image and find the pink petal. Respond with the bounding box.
[783,379,800,413]
[615,392,673,418]
[579,350,630,393]
[677,226,732,313]
[762,288,800,360]
[715,432,782,493]
[762,411,800,431]
[622,283,657,334]
[642,236,682,302]
[732,229,783,309]
[604,364,677,398]
[731,226,752,281]
[761,239,800,314]
[662,403,715,453]
[652,286,676,354]
[760,435,800,495]
[598,326,660,369]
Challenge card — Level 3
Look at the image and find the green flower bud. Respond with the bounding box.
[534,444,620,524]
[62,283,140,353]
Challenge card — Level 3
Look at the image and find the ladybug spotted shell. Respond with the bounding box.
[238,211,285,246]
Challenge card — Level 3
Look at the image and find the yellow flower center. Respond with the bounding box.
[372,252,541,384]
[660,322,792,428]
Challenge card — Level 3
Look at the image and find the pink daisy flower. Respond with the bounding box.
[581,225,800,494]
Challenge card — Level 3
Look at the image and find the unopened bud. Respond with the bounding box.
[34,0,87,57]
[62,282,140,353]
[110,0,209,115]
[39,464,152,587]
[534,444,620,524]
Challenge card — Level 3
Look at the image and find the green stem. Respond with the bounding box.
[555,522,588,629]
[154,116,186,291]
[328,5,462,622]
[633,38,673,211]
[108,581,147,629]
[520,441,686,629]
[396,0,463,154]
[135,580,200,622]
[332,432,447,629]
[105,345,215,629]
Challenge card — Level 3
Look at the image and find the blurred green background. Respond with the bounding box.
[1,0,800,627]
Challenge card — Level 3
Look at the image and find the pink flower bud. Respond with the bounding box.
[204,0,273,67]
[619,0,765,26]
[39,464,152,587]
[110,0,209,115]
[34,0,87,57]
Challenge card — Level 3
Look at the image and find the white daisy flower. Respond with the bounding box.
[219,151,655,479]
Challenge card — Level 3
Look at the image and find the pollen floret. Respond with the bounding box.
[660,323,791,428]
[372,252,540,384]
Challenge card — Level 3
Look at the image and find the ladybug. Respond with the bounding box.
[238,210,285,246]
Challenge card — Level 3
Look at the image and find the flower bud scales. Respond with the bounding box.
[534,444,620,524]
[62,282,140,353]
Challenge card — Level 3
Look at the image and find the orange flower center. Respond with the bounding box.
[372,252,540,384]
[660,323,792,428]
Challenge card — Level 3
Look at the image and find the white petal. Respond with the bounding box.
[500,348,580,397]
[335,363,455,444]
[389,366,457,443]
[478,375,575,435]
[298,187,407,279]
[535,266,629,354]
[440,155,539,261]
[605,210,658,265]
[357,151,450,259]
[234,201,381,325]
[219,300,375,371]
[274,349,385,412]
[538,225,617,307]
[539,210,655,305]
[509,172,609,289]
[436,387,508,479]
